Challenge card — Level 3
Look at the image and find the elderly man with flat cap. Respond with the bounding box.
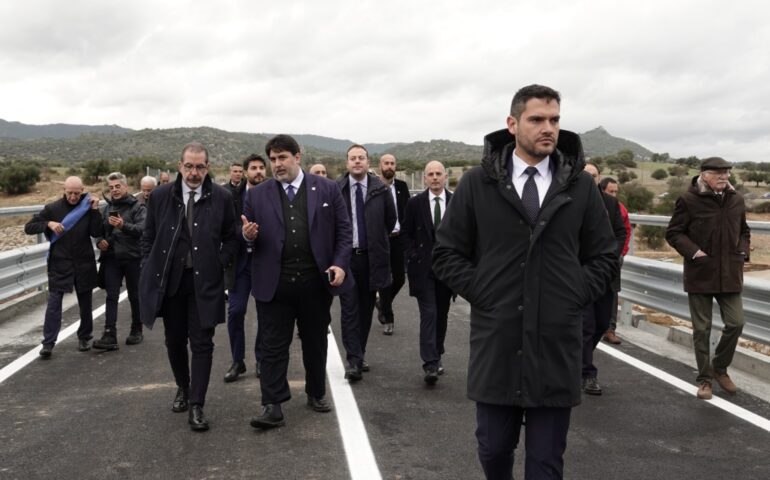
[666,157,750,400]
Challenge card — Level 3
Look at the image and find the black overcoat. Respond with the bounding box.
[24,195,103,293]
[139,175,237,329]
[432,129,617,408]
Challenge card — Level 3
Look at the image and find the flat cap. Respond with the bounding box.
[700,157,732,170]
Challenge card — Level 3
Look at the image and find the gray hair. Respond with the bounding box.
[107,172,128,185]
[140,175,158,186]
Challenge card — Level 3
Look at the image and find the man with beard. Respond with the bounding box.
[94,172,146,349]
[25,176,102,357]
[375,154,410,335]
[140,142,237,432]
[242,134,352,428]
[337,145,397,381]
[224,154,268,382]
[433,85,616,479]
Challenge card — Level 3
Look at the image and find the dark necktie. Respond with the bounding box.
[355,182,367,249]
[286,184,295,202]
[185,190,195,267]
[522,166,539,224]
[433,196,441,229]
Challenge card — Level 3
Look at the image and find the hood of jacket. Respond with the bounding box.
[480,128,585,188]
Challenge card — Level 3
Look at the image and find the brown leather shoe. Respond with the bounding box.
[603,330,622,345]
[697,381,713,400]
[713,371,737,394]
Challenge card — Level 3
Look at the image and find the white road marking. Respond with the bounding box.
[0,291,127,385]
[597,342,770,433]
[326,328,383,480]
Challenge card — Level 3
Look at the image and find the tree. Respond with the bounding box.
[617,171,638,184]
[746,171,769,187]
[651,169,668,180]
[668,165,689,178]
[616,149,637,168]
[617,182,654,212]
[650,152,670,163]
[0,162,41,195]
[83,159,112,184]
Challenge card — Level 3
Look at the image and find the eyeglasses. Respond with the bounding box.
[182,164,208,173]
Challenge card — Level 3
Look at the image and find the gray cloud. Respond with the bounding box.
[1,0,769,161]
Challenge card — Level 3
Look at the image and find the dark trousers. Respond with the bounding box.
[256,275,332,404]
[226,264,262,364]
[102,257,141,334]
[581,289,614,378]
[42,285,93,346]
[476,402,571,480]
[377,235,405,324]
[415,278,452,369]
[688,292,744,383]
[162,269,216,407]
[340,252,375,367]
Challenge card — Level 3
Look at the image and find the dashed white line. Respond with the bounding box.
[0,291,127,385]
[597,342,770,433]
[326,328,383,480]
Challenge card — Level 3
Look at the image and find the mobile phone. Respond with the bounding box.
[327,270,336,283]
[109,211,119,217]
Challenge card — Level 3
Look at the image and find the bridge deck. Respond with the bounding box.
[1,292,769,480]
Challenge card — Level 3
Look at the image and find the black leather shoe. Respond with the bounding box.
[361,360,370,372]
[224,361,246,383]
[424,366,439,385]
[78,339,91,352]
[307,396,332,413]
[172,387,189,412]
[93,332,118,351]
[250,404,285,429]
[345,364,363,382]
[125,330,143,345]
[582,376,602,396]
[188,405,209,432]
[255,361,261,378]
[39,343,53,358]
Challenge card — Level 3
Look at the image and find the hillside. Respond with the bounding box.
[0,119,133,139]
[0,119,655,166]
[581,126,653,158]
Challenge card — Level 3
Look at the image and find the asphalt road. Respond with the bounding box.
[1,292,769,480]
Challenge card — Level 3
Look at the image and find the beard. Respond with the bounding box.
[381,169,395,180]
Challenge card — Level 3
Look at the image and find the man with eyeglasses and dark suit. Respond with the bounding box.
[140,141,238,432]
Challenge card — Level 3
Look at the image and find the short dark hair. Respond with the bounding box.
[510,84,561,119]
[243,153,266,170]
[230,162,242,168]
[265,134,300,156]
[599,177,618,191]
[347,144,369,157]
[181,141,209,163]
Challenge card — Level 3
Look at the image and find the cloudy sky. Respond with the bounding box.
[1,0,769,162]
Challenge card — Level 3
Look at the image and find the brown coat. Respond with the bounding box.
[665,176,750,294]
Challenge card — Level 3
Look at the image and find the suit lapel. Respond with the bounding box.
[305,173,317,229]
[267,180,284,227]
[420,190,434,234]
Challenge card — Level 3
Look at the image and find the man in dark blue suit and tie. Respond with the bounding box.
[242,134,353,429]
[336,145,397,381]
[403,161,453,385]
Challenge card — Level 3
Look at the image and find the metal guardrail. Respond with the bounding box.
[0,205,46,217]
[628,213,770,234]
[620,256,770,345]
[0,243,50,301]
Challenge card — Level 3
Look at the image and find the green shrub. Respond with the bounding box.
[638,225,666,249]
[0,162,41,195]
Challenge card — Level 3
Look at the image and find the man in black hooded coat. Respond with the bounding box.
[433,85,617,480]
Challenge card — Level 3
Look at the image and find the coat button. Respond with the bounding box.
[518,305,523,311]
[194,223,198,227]
[194,247,198,250]
[520,262,525,268]
[517,350,523,356]
[156,273,160,277]
[515,390,521,396]
[162,250,166,253]
[195,271,199,275]
[540,220,546,225]
[506,184,512,190]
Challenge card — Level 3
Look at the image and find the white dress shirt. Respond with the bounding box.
[430,189,447,224]
[511,152,551,207]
